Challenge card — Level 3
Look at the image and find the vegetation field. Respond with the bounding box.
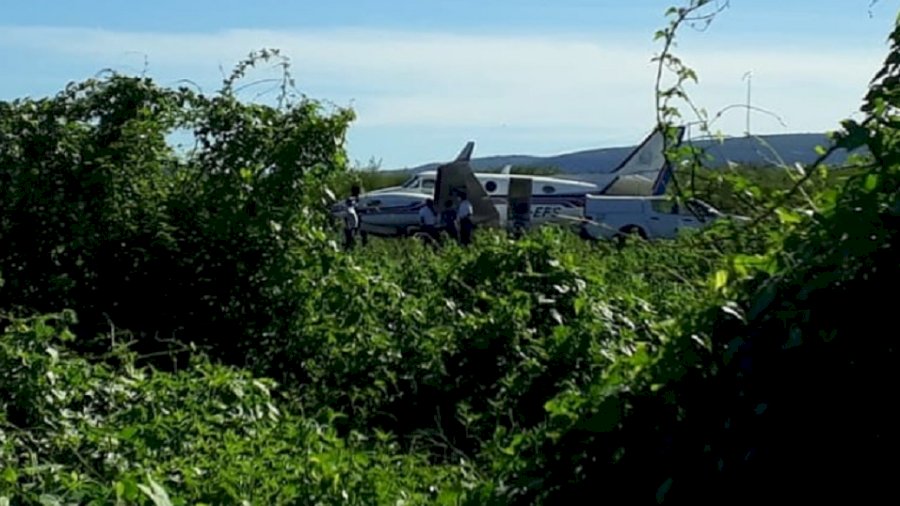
[1,2,897,504]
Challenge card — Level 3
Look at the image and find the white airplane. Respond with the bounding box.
[332,126,685,237]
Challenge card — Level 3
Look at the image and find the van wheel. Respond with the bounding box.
[624,225,647,239]
[616,225,647,246]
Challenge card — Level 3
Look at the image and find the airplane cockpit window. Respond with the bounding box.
[422,179,435,190]
[485,181,498,193]
[542,185,556,194]
[401,176,420,189]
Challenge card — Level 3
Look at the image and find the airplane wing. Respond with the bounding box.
[434,141,500,227]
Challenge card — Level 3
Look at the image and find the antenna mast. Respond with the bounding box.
[742,71,753,137]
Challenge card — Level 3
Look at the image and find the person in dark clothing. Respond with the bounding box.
[441,198,459,243]
[457,192,474,246]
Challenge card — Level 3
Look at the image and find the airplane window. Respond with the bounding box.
[485,181,497,193]
[401,176,419,189]
[422,179,435,190]
[542,185,555,194]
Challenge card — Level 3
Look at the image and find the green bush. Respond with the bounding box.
[0,53,353,364]
[0,312,470,505]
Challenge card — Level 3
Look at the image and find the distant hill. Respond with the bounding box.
[397,133,865,175]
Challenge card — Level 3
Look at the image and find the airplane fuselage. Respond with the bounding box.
[347,172,601,236]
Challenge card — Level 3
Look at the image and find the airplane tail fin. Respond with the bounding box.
[650,161,674,195]
[596,126,685,196]
[434,141,500,226]
[455,141,475,162]
[609,126,684,176]
[649,126,686,195]
[500,164,512,175]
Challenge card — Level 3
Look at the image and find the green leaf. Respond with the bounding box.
[122,479,140,501]
[713,270,729,291]
[574,297,586,316]
[656,478,674,503]
[864,173,879,192]
[119,426,138,441]
[775,208,803,225]
[632,343,651,368]
[38,496,61,506]
[2,468,16,483]
[138,476,173,506]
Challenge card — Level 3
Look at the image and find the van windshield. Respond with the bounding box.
[687,199,721,218]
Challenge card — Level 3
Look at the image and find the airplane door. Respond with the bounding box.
[507,177,532,233]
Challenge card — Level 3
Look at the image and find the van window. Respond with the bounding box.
[651,200,678,214]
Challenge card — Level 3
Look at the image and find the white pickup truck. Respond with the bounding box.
[579,195,736,241]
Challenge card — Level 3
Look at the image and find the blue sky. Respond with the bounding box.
[2,0,897,168]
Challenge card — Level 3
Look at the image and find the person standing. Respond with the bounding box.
[418,198,439,245]
[441,197,459,243]
[457,192,474,246]
[341,197,359,250]
[350,183,368,247]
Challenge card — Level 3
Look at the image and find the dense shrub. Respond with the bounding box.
[0,52,354,363]
[0,312,470,505]
[458,20,900,505]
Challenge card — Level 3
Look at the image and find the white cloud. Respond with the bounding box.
[0,25,886,165]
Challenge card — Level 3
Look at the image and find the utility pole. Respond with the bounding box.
[742,71,752,137]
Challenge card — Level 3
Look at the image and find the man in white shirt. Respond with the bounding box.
[418,198,439,244]
[457,192,474,246]
[350,183,368,246]
[342,198,359,249]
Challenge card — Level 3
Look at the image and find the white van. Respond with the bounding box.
[579,195,731,240]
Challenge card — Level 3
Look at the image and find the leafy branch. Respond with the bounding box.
[221,48,302,110]
[652,1,729,202]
